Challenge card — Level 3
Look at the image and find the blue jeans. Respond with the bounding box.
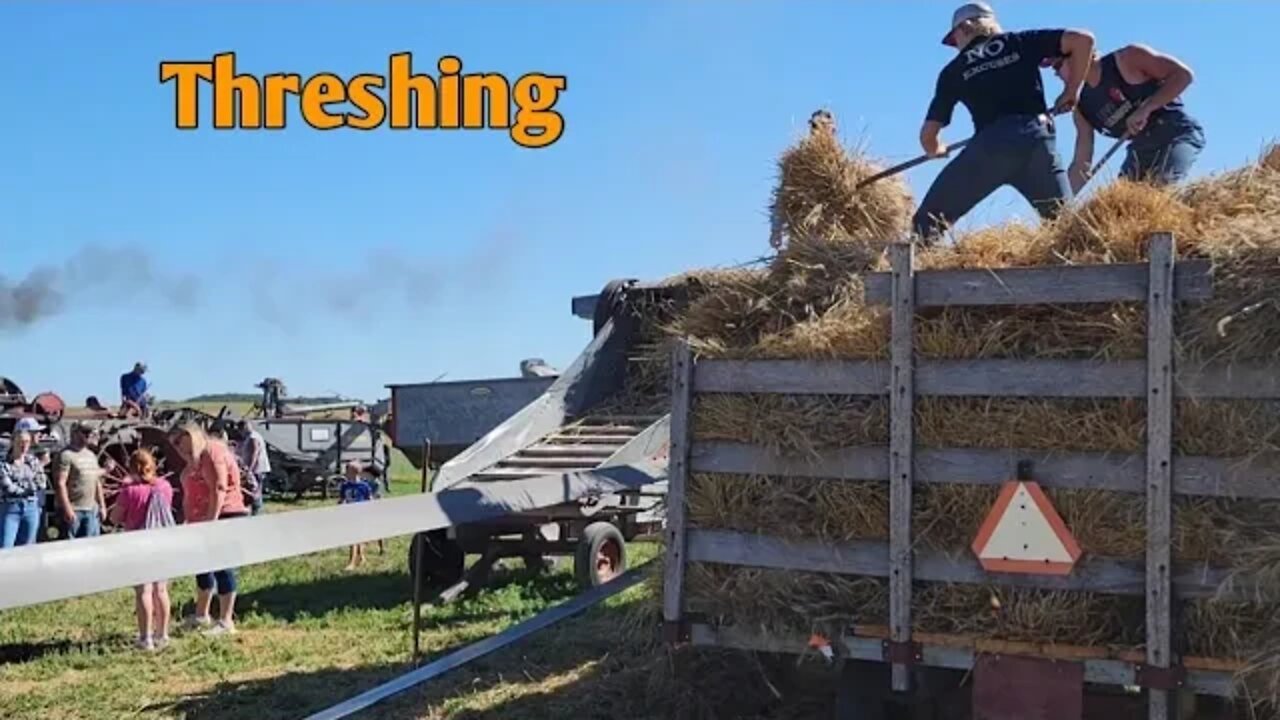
[196,568,238,595]
[66,509,101,539]
[1121,112,1205,186]
[913,114,1072,241]
[0,497,41,548]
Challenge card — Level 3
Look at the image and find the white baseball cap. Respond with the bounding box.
[943,2,996,46]
[14,417,45,432]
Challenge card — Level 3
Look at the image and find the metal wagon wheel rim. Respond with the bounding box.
[595,538,623,583]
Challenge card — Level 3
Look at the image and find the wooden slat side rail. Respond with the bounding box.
[1146,233,1176,719]
[862,259,1213,307]
[693,358,1280,399]
[686,624,1237,697]
[688,442,1280,500]
[684,528,1236,599]
[661,340,694,642]
[887,242,916,692]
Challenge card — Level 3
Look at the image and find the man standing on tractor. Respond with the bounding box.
[119,362,150,419]
[1048,44,1204,192]
[913,2,1096,243]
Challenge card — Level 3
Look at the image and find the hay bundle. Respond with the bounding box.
[767,110,914,254]
[672,112,915,360]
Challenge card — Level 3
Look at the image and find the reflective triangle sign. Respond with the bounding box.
[971,481,1082,576]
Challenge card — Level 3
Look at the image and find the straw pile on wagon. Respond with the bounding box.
[638,116,1280,710]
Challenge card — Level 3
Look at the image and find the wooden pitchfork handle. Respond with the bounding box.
[1075,134,1128,193]
[856,109,1071,190]
[855,139,972,189]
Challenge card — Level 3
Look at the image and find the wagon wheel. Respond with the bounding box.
[96,425,185,527]
[574,521,627,589]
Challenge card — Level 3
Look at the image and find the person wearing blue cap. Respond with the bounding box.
[914,2,1096,242]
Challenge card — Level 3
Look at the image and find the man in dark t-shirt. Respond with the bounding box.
[913,3,1096,242]
[1049,45,1204,191]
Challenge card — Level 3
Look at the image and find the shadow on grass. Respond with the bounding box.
[160,663,408,720]
[0,639,97,665]
[0,631,136,666]
[235,570,411,622]
[233,558,581,625]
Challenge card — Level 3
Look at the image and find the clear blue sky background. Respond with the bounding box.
[3,1,1277,404]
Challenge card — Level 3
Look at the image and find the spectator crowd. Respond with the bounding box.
[0,398,390,653]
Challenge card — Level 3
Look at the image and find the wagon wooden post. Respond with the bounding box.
[887,241,917,693]
[662,340,694,644]
[1144,233,1179,719]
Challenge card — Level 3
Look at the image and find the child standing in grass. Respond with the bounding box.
[338,463,377,570]
[108,449,175,650]
[360,466,386,556]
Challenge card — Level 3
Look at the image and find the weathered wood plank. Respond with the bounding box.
[863,259,1213,307]
[1175,362,1280,399]
[686,624,1236,697]
[887,242,916,693]
[684,529,1234,599]
[1146,234,1175,720]
[694,359,888,395]
[661,341,694,634]
[694,358,1280,399]
[918,359,1144,397]
[688,441,1280,500]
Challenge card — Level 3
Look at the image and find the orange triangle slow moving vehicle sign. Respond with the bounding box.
[971,480,1082,576]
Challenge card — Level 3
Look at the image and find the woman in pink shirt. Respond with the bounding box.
[169,423,249,636]
[108,449,175,650]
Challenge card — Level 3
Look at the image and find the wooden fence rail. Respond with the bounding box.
[689,441,1280,500]
[694,358,1280,399]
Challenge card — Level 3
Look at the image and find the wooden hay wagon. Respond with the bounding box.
[661,234,1279,719]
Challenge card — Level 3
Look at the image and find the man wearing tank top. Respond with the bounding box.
[1049,45,1204,192]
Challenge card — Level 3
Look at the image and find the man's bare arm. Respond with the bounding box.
[1117,43,1193,118]
[1069,109,1096,193]
[1052,29,1097,114]
[920,120,947,157]
[55,465,73,522]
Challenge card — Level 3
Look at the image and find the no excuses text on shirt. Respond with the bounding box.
[158,52,567,148]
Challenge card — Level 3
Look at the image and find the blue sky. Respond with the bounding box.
[3,1,1277,405]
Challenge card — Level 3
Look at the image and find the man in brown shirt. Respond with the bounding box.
[55,424,106,538]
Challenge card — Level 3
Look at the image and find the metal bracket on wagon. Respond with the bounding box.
[662,620,692,644]
[881,639,923,665]
[1133,663,1187,691]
